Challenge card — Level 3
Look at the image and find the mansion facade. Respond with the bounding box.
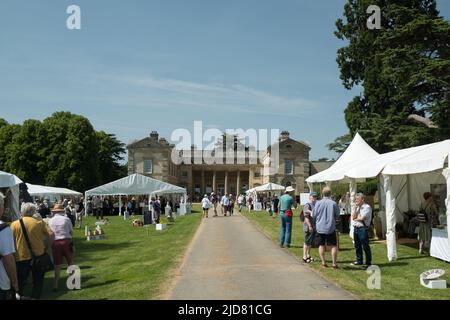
[127,131,332,199]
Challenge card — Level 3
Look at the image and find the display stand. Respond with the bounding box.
[430,228,450,262]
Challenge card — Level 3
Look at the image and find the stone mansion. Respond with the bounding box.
[127,131,331,199]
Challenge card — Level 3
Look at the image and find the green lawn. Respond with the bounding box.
[242,209,450,300]
[37,205,202,300]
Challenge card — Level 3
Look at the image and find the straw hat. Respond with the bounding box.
[51,204,65,213]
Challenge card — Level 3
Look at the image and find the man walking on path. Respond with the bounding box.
[278,186,296,248]
[221,194,230,217]
[351,193,373,269]
[313,187,340,269]
[210,192,218,217]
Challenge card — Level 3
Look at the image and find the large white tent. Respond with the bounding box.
[306,134,450,262]
[345,139,450,261]
[306,132,380,185]
[0,171,22,220]
[85,173,187,215]
[26,183,82,201]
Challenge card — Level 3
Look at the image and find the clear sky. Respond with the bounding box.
[1,0,449,160]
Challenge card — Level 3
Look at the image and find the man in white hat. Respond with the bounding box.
[278,186,296,248]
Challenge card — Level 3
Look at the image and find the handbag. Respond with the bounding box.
[19,219,54,273]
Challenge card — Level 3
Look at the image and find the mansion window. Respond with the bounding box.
[254,172,261,178]
[285,160,294,175]
[144,159,153,174]
[182,171,188,177]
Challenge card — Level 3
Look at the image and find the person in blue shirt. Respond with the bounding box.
[313,187,340,269]
[278,186,296,248]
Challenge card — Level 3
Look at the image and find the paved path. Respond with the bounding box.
[168,212,353,300]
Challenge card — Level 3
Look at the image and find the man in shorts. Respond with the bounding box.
[313,187,340,269]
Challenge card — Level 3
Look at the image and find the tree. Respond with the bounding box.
[326,133,352,155]
[0,118,8,129]
[332,0,450,153]
[0,123,21,171]
[96,131,126,183]
[42,112,100,191]
[3,120,47,184]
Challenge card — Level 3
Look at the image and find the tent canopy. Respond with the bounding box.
[306,133,380,183]
[85,173,186,197]
[26,183,82,198]
[247,182,286,194]
[0,171,23,188]
[347,139,450,179]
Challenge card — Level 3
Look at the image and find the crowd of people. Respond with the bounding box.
[200,192,266,218]
[276,186,374,270]
[0,192,75,300]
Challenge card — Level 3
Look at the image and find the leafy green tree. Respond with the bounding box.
[331,0,450,153]
[96,131,126,183]
[3,120,47,184]
[0,123,21,171]
[42,112,100,191]
[0,118,8,129]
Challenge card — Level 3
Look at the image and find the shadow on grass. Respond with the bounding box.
[41,274,120,300]
[73,241,135,259]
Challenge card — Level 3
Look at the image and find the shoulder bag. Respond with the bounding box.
[19,219,54,273]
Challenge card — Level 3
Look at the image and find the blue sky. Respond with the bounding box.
[1,0,449,160]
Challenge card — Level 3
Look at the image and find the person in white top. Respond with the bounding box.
[48,204,74,291]
[221,194,230,217]
[350,193,372,269]
[237,194,245,213]
[0,192,19,300]
[201,195,211,218]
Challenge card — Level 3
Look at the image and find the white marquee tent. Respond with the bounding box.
[345,139,450,261]
[306,134,450,262]
[26,183,82,201]
[306,132,380,185]
[85,173,187,215]
[0,171,22,220]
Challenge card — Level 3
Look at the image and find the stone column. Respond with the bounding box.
[201,170,205,195]
[224,171,228,195]
[236,171,241,196]
[212,171,216,193]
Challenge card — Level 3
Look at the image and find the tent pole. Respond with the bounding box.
[349,178,357,240]
[406,174,412,210]
[84,192,87,217]
[377,175,387,238]
[442,162,450,248]
[307,182,313,193]
[119,196,122,216]
[384,174,397,261]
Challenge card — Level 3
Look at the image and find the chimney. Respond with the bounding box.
[279,131,290,141]
[150,131,159,141]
